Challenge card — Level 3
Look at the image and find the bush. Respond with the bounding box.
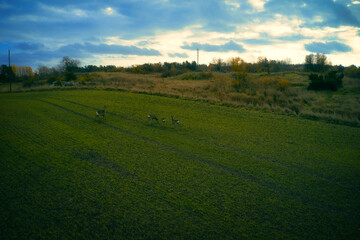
[260,76,276,85]
[65,71,77,81]
[46,72,61,84]
[344,66,360,78]
[200,72,213,79]
[22,76,35,87]
[161,70,182,78]
[308,70,343,91]
[232,78,248,92]
[276,78,291,91]
[182,72,213,80]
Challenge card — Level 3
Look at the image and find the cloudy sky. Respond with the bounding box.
[1,0,360,69]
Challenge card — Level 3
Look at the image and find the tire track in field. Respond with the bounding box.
[72,148,144,182]
[61,99,357,190]
[38,99,355,216]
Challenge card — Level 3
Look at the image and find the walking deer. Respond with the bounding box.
[148,114,159,123]
[96,106,107,119]
[171,116,180,125]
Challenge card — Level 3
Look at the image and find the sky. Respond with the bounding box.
[0,0,360,69]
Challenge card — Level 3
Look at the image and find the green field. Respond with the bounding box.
[1,90,359,239]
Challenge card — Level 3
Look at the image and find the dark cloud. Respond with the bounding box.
[304,41,352,54]
[182,41,245,53]
[0,42,161,67]
[277,34,311,42]
[266,0,360,28]
[16,42,44,51]
[137,41,154,46]
[240,33,311,45]
[0,0,358,66]
[1,0,359,43]
[168,53,189,58]
[241,39,274,45]
[59,43,162,56]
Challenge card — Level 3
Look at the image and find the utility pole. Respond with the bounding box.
[9,49,12,92]
[197,48,199,66]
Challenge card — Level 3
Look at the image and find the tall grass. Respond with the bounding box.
[11,71,360,127]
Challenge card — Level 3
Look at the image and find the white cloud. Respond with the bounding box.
[300,26,356,40]
[102,7,116,16]
[72,9,87,17]
[248,0,268,11]
[225,0,241,10]
[352,1,360,4]
[251,15,302,37]
[39,3,88,18]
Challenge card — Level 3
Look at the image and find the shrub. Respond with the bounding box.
[232,72,248,92]
[46,72,61,85]
[65,71,77,81]
[276,78,291,91]
[181,72,213,80]
[200,72,213,79]
[308,70,343,91]
[260,76,276,85]
[22,76,35,87]
[344,66,360,78]
[232,78,248,92]
[232,72,247,81]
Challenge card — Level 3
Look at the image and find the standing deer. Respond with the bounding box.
[171,116,180,125]
[148,114,159,123]
[161,118,166,124]
[96,106,107,119]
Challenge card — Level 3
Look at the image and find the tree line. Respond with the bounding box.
[1,54,360,86]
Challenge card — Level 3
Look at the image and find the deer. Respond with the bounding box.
[96,106,107,119]
[171,116,180,125]
[161,118,166,124]
[148,114,159,123]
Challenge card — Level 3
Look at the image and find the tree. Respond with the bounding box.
[230,57,247,73]
[315,53,329,72]
[0,65,15,83]
[257,57,270,74]
[210,58,225,72]
[304,53,330,72]
[37,66,56,80]
[59,56,81,72]
[59,57,80,81]
[304,54,315,72]
[11,65,34,79]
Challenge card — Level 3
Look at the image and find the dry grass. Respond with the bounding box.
[8,71,360,127]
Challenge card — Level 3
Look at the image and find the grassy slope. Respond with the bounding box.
[0,90,359,239]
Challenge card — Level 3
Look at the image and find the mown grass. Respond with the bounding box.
[1,90,359,239]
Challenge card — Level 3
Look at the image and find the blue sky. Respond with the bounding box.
[0,0,359,69]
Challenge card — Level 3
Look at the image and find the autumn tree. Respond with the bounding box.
[11,65,34,80]
[257,57,270,74]
[230,57,247,73]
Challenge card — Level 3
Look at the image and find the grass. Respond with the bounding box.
[5,71,360,127]
[0,90,359,239]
